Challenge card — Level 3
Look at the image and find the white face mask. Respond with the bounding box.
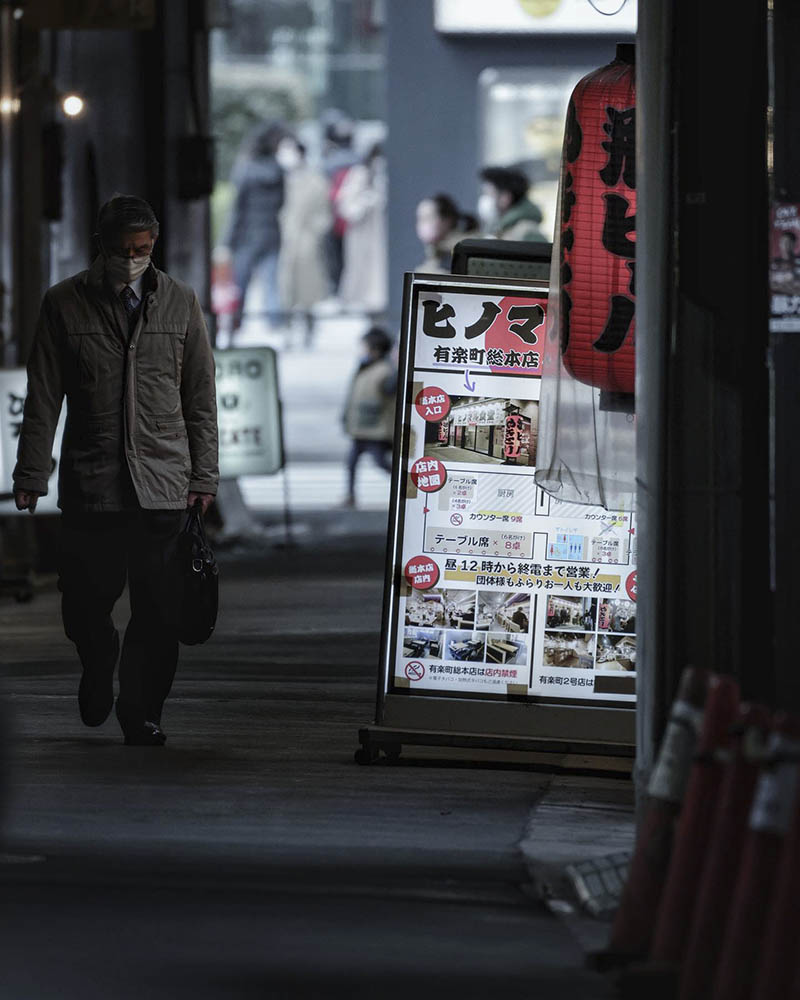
[275,140,302,171]
[105,254,151,285]
[477,193,499,229]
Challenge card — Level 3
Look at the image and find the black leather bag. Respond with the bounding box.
[178,503,218,645]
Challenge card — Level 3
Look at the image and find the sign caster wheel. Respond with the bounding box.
[354,745,380,765]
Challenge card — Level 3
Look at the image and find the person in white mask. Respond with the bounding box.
[13,195,219,747]
[415,193,478,273]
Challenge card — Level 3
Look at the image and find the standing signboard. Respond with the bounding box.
[0,368,64,513]
[214,346,283,477]
[358,273,635,761]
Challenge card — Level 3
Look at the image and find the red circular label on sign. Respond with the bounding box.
[414,386,451,422]
[626,571,637,602]
[410,456,447,493]
[404,555,440,590]
[405,661,426,682]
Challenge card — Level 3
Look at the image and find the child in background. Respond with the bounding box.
[341,327,397,507]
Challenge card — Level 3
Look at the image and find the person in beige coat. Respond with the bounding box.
[341,326,396,506]
[13,195,219,747]
[336,144,388,315]
[276,136,332,345]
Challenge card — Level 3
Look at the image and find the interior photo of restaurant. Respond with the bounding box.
[477,591,531,633]
[542,631,596,670]
[443,590,478,629]
[545,595,598,631]
[404,589,446,627]
[402,628,442,659]
[424,397,540,467]
[486,633,528,666]
[596,634,637,672]
[597,600,636,634]
[444,630,487,662]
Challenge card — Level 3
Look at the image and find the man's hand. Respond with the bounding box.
[187,492,214,515]
[14,490,41,513]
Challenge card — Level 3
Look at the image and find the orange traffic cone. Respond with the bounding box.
[678,701,771,1000]
[603,666,709,963]
[711,713,800,1000]
[752,764,800,1000]
[649,673,741,964]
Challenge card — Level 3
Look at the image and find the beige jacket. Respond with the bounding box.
[343,357,396,441]
[13,257,219,511]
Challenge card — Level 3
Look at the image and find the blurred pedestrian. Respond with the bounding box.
[13,195,218,747]
[336,143,388,316]
[276,134,332,346]
[221,122,287,332]
[321,110,361,292]
[415,193,478,273]
[341,326,396,507]
[477,166,548,242]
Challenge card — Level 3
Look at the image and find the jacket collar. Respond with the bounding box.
[497,198,543,232]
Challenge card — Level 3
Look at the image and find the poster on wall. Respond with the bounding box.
[379,274,636,727]
[769,203,800,332]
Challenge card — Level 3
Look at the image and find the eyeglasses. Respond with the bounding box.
[105,239,154,260]
[98,232,155,259]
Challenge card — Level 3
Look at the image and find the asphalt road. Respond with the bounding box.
[0,517,614,999]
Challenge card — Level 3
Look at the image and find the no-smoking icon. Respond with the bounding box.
[405,661,425,682]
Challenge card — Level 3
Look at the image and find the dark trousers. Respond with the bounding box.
[58,509,184,730]
[232,244,280,329]
[347,439,392,497]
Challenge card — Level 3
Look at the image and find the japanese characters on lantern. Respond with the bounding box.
[559,48,636,394]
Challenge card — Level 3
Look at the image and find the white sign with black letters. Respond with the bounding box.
[0,369,64,514]
[214,347,283,478]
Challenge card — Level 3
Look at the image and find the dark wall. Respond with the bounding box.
[56,29,147,282]
[385,0,628,321]
[52,2,210,309]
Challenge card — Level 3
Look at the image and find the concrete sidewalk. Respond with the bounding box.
[0,513,630,998]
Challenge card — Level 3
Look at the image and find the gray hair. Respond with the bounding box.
[97,194,160,242]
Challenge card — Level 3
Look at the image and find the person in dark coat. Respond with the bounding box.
[13,195,218,747]
[222,122,287,331]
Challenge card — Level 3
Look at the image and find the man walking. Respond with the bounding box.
[13,195,218,746]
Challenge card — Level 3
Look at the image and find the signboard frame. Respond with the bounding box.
[360,272,635,762]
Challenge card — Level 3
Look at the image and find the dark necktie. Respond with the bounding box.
[120,284,139,321]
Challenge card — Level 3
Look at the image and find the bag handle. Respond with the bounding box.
[182,499,209,547]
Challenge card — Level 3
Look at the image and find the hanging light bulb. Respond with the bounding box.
[61,93,85,118]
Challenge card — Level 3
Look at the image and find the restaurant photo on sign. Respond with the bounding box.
[424,395,539,466]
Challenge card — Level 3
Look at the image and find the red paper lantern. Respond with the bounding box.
[559,45,636,394]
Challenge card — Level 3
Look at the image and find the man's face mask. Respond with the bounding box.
[102,231,155,284]
[105,255,151,284]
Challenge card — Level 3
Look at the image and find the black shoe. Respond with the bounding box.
[123,721,167,747]
[78,631,120,727]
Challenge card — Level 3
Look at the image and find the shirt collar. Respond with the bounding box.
[122,274,145,300]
